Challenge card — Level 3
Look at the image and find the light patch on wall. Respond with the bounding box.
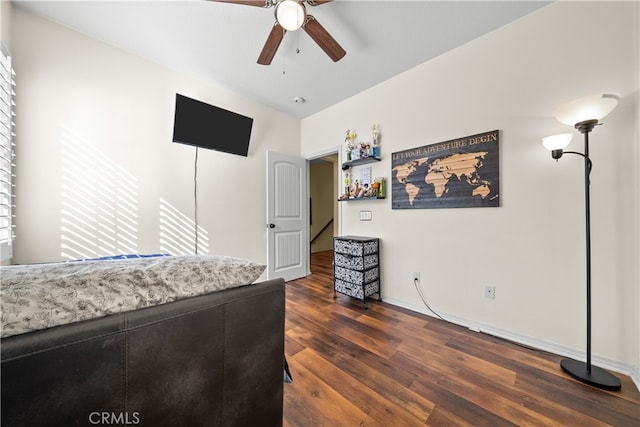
[60,125,138,259]
[159,199,209,255]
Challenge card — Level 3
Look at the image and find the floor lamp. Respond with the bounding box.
[542,93,622,391]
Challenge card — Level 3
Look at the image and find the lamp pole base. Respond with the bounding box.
[560,358,621,391]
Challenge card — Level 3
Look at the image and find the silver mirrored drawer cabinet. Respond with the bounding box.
[333,236,380,309]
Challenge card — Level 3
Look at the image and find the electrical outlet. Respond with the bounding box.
[413,272,420,284]
[485,285,495,299]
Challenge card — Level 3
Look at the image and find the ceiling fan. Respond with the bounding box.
[214,0,346,65]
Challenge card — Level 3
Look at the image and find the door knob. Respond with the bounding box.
[268,223,276,229]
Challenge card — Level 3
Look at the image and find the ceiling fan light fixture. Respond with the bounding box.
[276,0,306,31]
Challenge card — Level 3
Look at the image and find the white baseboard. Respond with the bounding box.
[631,366,640,392]
[382,296,640,392]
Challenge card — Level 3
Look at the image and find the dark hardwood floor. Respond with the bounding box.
[283,250,640,426]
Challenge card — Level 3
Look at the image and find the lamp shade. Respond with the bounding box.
[554,93,620,126]
[542,133,573,151]
[276,0,306,31]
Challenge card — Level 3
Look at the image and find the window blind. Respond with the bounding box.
[0,44,15,261]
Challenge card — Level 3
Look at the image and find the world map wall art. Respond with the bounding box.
[391,130,500,209]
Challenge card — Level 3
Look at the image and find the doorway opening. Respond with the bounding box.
[308,152,339,273]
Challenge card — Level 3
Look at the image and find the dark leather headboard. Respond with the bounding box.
[1,278,285,427]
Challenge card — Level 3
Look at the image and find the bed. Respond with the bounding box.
[0,254,286,426]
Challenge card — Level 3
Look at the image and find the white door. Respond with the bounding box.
[266,151,307,281]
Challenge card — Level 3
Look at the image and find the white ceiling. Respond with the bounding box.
[14,0,551,118]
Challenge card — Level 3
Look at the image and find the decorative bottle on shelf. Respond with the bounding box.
[375,177,385,198]
[345,129,356,161]
[372,124,380,158]
[344,171,351,197]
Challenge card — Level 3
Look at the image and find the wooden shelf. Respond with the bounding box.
[338,196,385,202]
[342,156,381,168]
[341,156,384,201]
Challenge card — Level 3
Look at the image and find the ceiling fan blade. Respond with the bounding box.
[212,0,271,7]
[305,0,333,6]
[303,15,346,62]
[257,23,286,65]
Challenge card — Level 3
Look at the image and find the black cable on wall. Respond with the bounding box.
[194,147,199,255]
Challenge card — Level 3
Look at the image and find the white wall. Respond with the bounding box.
[633,0,640,387]
[1,0,11,45]
[11,7,300,266]
[302,1,639,379]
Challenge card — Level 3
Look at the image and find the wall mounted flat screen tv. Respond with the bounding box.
[172,93,254,157]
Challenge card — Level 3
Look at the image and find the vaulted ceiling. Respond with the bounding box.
[14,0,550,118]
